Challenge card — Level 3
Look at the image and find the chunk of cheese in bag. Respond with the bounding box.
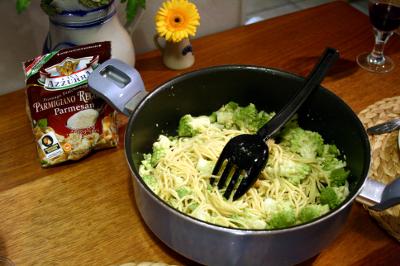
[23,42,118,167]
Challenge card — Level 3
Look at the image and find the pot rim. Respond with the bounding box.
[124,64,371,234]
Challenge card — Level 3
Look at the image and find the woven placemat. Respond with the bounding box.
[120,262,177,266]
[358,96,400,241]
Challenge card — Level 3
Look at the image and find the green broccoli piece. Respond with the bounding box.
[142,175,158,190]
[178,114,211,137]
[333,185,350,202]
[247,219,267,229]
[269,208,296,229]
[224,101,240,111]
[214,103,236,129]
[231,214,266,229]
[318,147,349,186]
[319,186,340,209]
[330,168,350,186]
[280,127,324,159]
[150,135,172,166]
[265,157,311,185]
[264,199,296,229]
[212,101,250,129]
[255,110,274,130]
[320,156,346,172]
[233,103,274,132]
[320,144,340,158]
[139,153,154,176]
[188,202,199,213]
[176,187,191,198]
[196,158,215,176]
[299,204,330,223]
[209,111,217,123]
[213,102,274,132]
[233,104,258,129]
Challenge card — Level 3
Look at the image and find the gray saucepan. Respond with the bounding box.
[88,59,400,266]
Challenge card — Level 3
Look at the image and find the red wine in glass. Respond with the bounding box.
[357,0,399,73]
[369,2,400,31]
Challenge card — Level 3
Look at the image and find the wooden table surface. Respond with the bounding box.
[1,1,400,265]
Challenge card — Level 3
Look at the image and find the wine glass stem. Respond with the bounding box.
[369,28,394,65]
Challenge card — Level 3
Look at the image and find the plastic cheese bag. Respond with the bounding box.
[23,42,118,167]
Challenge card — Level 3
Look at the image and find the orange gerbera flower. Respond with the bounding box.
[155,0,200,43]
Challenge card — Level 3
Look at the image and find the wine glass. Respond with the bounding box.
[357,0,400,73]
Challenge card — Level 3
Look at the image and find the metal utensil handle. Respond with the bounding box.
[357,176,400,211]
[367,118,400,135]
[256,47,339,140]
[88,59,148,116]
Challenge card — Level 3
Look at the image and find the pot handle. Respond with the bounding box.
[88,59,148,116]
[356,176,400,211]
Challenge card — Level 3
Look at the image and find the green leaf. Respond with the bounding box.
[16,0,31,13]
[79,0,111,8]
[126,0,139,22]
[126,0,146,22]
[40,0,57,16]
[138,0,146,8]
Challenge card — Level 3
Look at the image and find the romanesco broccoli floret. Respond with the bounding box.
[224,101,240,111]
[176,187,191,198]
[269,208,296,229]
[319,184,349,210]
[150,135,173,166]
[233,103,258,129]
[330,168,350,186]
[196,158,215,176]
[319,186,340,209]
[333,185,350,202]
[319,154,348,186]
[139,154,158,189]
[299,204,330,223]
[212,102,274,132]
[265,157,311,185]
[142,175,158,190]
[320,144,340,158]
[264,198,296,229]
[233,104,274,132]
[230,214,267,229]
[320,157,346,171]
[178,114,211,137]
[280,127,324,159]
[139,153,153,176]
[212,102,237,128]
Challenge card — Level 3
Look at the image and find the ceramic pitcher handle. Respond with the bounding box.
[153,34,164,53]
[88,59,148,116]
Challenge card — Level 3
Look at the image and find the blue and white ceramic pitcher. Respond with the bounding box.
[43,0,141,66]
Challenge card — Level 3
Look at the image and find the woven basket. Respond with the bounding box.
[358,96,400,241]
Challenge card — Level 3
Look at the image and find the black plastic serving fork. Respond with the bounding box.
[210,47,340,200]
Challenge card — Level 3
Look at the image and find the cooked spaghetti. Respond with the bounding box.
[139,102,350,229]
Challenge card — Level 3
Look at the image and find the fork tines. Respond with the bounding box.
[210,157,247,200]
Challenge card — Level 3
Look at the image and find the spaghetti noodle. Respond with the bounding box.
[139,103,349,229]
